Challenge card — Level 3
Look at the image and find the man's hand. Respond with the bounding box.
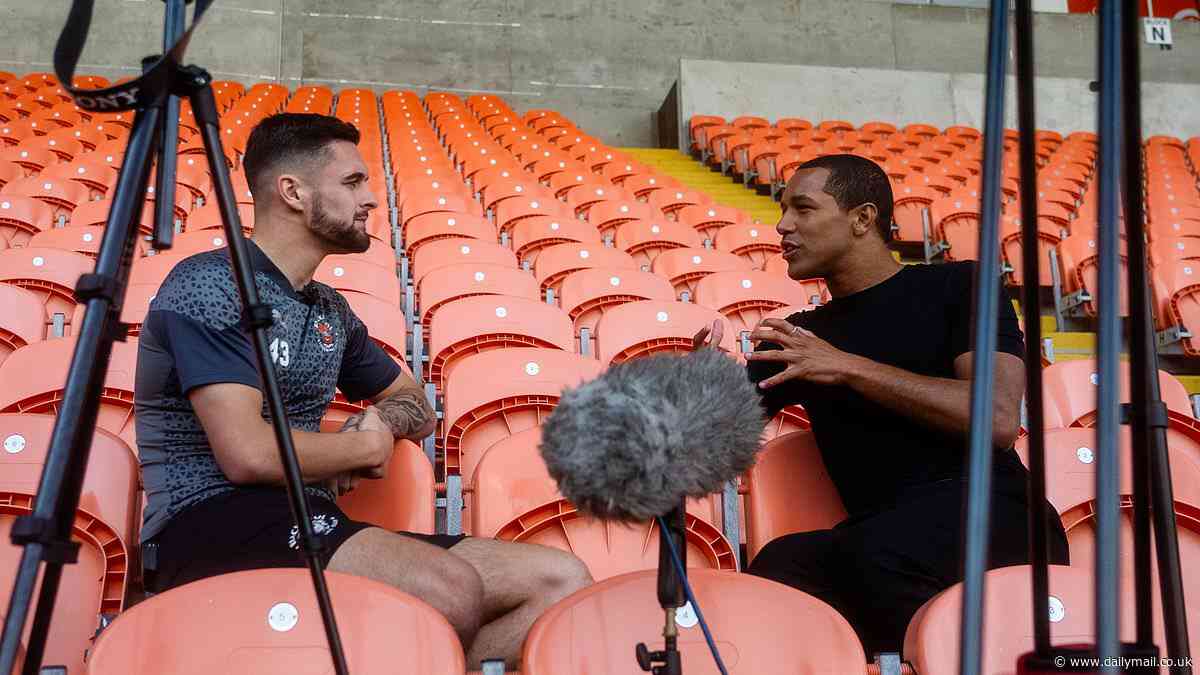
[744,318,868,388]
[339,406,393,479]
[326,471,361,496]
[692,319,725,352]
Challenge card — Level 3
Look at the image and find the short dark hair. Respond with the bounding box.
[796,154,894,242]
[243,113,361,194]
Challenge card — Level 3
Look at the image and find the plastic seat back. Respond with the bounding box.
[427,295,574,390]
[533,242,638,296]
[416,262,539,326]
[441,348,604,481]
[1,413,137,674]
[522,569,867,675]
[744,430,847,562]
[341,290,408,364]
[905,565,1113,675]
[613,218,702,271]
[693,270,829,338]
[411,238,517,286]
[470,427,735,579]
[594,300,735,364]
[712,221,782,270]
[338,439,435,533]
[0,247,95,335]
[314,256,400,304]
[651,247,753,299]
[1040,359,1193,430]
[403,211,494,259]
[559,267,678,334]
[0,338,139,448]
[85,569,466,674]
[0,194,54,246]
[0,285,48,360]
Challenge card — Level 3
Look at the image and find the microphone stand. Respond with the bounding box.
[636,501,687,675]
[0,2,350,674]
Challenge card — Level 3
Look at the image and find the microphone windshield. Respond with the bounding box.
[539,348,766,522]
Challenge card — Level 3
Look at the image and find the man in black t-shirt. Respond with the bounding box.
[694,154,1068,656]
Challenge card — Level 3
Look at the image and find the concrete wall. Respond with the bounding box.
[2,1,1198,146]
[679,59,1200,146]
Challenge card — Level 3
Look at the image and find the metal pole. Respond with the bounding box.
[1121,0,1193,665]
[1095,0,1124,670]
[1013,0,1052,657]
[958,0,1009,671]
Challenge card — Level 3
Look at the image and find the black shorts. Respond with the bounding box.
[144,487,467,592]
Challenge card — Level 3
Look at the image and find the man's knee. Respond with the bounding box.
[533,547,593,599]
[425,554,485,641]
[746,530,835,588]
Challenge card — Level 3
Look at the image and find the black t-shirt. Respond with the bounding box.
[747,261,1030,517]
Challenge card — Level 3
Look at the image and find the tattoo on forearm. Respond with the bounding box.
[374,388,435,439]
[339,412,366,433]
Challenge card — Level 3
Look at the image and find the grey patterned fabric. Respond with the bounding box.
[135,242,400,542]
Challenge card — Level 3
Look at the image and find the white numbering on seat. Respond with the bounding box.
[270,338,291,367]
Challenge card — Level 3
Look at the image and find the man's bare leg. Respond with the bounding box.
[327,528,485,648]
[447,539,593,668]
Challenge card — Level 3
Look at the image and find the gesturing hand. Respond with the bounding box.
[326,471,361,497]
[691,319,726,352]
[744,318,865,388]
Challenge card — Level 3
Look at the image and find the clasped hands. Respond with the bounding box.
[327,405,393,496]
[692,318,866,389]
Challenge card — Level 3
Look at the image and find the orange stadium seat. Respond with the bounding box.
[1,413,137,675]
[28,224,148,259]
[1055,232,1130,318]
[0,194,54,245]
[441,348,604,484]
[0,285,46,364]
[1039,359,1193,430]
[128,252,186,289]
[493,190,570,237]
[426,294,574,390]
[676,203,749,243]
[314,256,400,304]
[184,200,254,234]
[647,188,711,220]
[0,338,139,448]
[468,427,734,580]
[85,569,466,673]
[890,183,937,245]
[693,270,829,338]
[905,566,1115,675]
[558,267,679,337]
[510,214,602,267]
[532,242,638,298]
[1000,215,1062,287]
[38,159,117,201]
[522,569,866,675]
[651,247,753,299]
[588,198,666,239]
[340,290,408,365]
[593,300,735,364]
[930,192,982,262]
[0,247,94,336]
[612,217,702,271]
[622,173,681,201]
[410,238,518,286]
[337,439,436,534]
[0,176,89,225]
[743,430,847,563]
[414,262,539,329]
[713,221,784,270]
[402,210,494,259]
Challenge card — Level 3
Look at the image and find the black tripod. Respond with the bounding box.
[0,1,351,673]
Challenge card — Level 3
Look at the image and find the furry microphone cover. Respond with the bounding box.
[538,348,767,522]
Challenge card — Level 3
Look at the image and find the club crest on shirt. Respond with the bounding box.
[313,315,337,352]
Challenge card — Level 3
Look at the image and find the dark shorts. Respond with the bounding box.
[144,487,467,592]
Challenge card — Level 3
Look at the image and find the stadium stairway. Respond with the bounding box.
[621,148,781,225]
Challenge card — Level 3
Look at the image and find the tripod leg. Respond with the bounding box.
[0,102,162,675]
